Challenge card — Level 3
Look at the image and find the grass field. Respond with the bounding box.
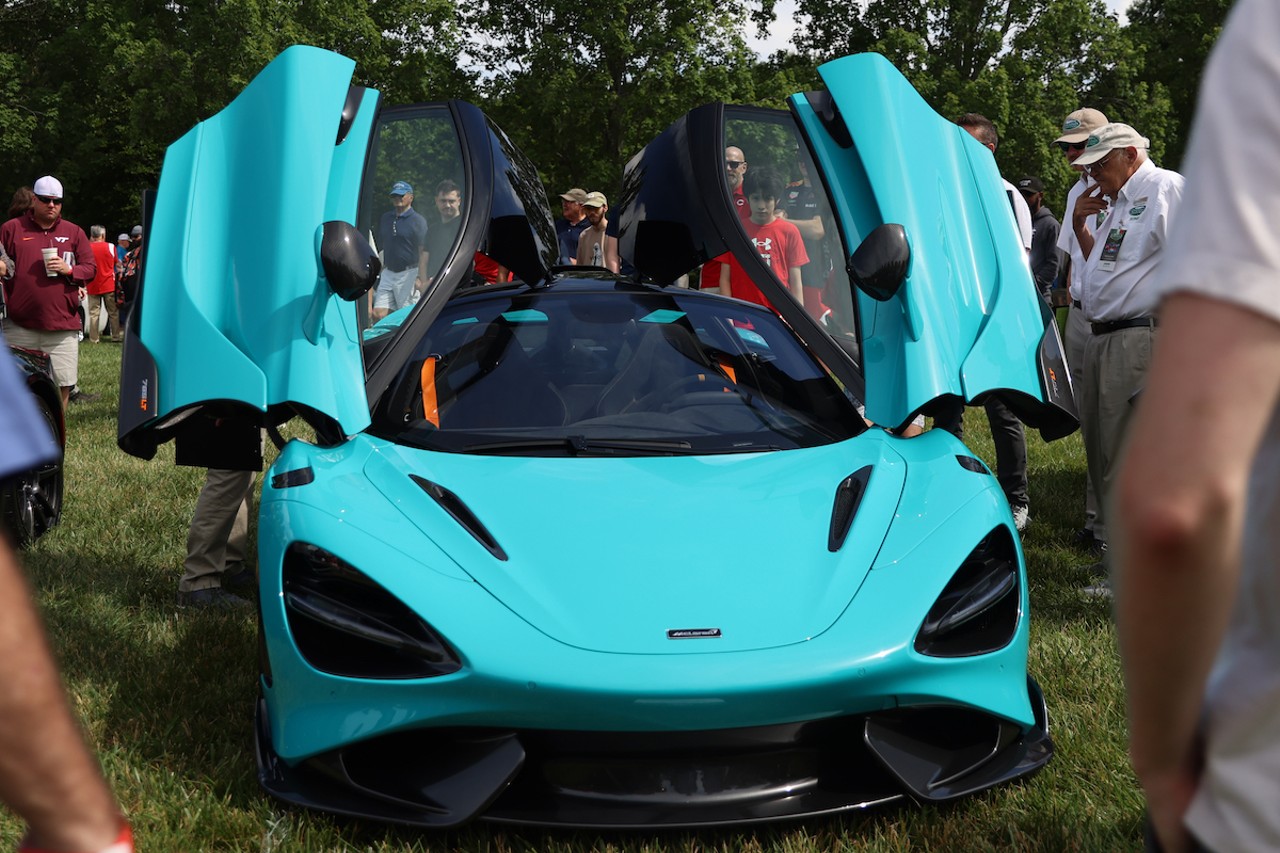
[2,340,1145,851]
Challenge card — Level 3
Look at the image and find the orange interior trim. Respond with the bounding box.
[420,356,440,427]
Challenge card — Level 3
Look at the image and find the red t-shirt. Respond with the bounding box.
[698,187,752,290]
[723,217,809,309]
[88,241,117,295]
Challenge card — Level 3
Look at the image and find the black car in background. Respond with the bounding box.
[1,345,65,547]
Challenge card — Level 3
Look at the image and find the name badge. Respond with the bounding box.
[1098,227,1126,271]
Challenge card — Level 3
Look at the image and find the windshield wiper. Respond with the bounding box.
[463,435,695,456]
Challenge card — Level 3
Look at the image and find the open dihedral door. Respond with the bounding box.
[792,53,1076,439]
[118,46,379,469]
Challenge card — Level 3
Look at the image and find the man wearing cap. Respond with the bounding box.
[1054,108,1108,553]
[118,225,143,331]
[86,225,121,343]
[1072,122,1184,595]
[0,176,95,410]
[556,188,589,265]
[1016,176,1060,297]
[577,192,618,273]
[372,180,429,322]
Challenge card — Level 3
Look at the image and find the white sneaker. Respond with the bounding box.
[1082,578,1113,599]
[1011,504,1030,532]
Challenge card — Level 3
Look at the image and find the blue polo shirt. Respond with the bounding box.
[377,207,429,273]
[556,217,590,264]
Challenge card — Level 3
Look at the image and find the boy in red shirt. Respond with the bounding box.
[719,167,808,310]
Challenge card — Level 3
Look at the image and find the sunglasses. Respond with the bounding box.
[725,160,744,169]
[1056,141,1086,152]
[1083,149,1119,175]
[35,194,63,205]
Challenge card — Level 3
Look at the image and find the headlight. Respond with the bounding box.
[914,528,1020,657]
[282,543,462,679]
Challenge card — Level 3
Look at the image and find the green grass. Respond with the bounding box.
[2,341,1143,851]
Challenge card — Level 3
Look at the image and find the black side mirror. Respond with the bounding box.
[321,220,380,302]
[849,223,910,302]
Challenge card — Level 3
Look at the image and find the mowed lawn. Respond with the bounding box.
[2,340,1145,851]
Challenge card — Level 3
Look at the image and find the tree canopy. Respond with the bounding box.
[0,0,1229,232]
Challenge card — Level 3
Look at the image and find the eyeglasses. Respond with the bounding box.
[725,160,744,169]
[1083,149,1119,175]
[35,194,62,205]
[1056,141,1086,153]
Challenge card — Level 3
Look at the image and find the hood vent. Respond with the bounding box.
[828,466,873,552]
[410,475,508,561]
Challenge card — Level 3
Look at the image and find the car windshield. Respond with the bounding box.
[369,284,865,456]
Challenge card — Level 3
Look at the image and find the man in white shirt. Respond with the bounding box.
[1070,122,1184,596]
[1114,1,1280,849]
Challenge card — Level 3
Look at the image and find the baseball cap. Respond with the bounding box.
[130,225,143,238]
[33,175,63,198]
[1054,108,1108,144]
[1016,176,1045,194]
[1073,123,1150,166]
[389,181,413,196]
[117,233,130,242]
[560,188,587,204]
[583,191,608,208]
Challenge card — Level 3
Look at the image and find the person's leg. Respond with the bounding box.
[1079,333,1105,546]
[1093,327,1155,532]
[1066,304,1100,540]
[87,294,102,343]
[104,292,121,341]
[42,331,78,413]
[223,474,257,568]
[984,396,1028,512]
[179,468,257,594]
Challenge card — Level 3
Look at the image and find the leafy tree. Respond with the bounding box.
[1123,0,1231,169]
[0,0,470,229]
[464,0,769,199]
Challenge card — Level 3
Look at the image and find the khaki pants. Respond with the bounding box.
[87,292,121,341]
[1065,304,1100,539]
[1079,325,1155,545]
[179,468,257,592]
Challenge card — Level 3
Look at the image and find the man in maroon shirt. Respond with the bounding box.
[0,176,95,410]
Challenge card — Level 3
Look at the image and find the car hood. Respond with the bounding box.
[364,438,909,654]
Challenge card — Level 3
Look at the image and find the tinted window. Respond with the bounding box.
[370,287,863,456]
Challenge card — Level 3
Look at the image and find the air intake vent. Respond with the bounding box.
[410,475,508,561]
[828,466,873,552]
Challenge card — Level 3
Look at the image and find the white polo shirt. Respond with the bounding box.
[1079,158,1183,324]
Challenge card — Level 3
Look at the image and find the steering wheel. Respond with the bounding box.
[623,373,737,414]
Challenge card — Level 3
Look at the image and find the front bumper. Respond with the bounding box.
[256,677,1051,828]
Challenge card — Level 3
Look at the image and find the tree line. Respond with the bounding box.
[0,0,1230,232]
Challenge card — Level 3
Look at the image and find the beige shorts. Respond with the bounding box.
[1,321,79,387]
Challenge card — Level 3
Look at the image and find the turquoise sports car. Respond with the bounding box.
[118,46,1075,828]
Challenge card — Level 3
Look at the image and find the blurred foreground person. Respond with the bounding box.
[0,329,131,851]
[1115,0,1280,850]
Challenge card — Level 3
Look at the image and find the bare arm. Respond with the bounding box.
[718,261,730,296]
[1114,292,1280,853]
[603,235,621,274]
[0,539,125,849]
[787,265,804,303]
[785,214,824,243]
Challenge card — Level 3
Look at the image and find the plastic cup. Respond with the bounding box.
[41,247,58,277]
